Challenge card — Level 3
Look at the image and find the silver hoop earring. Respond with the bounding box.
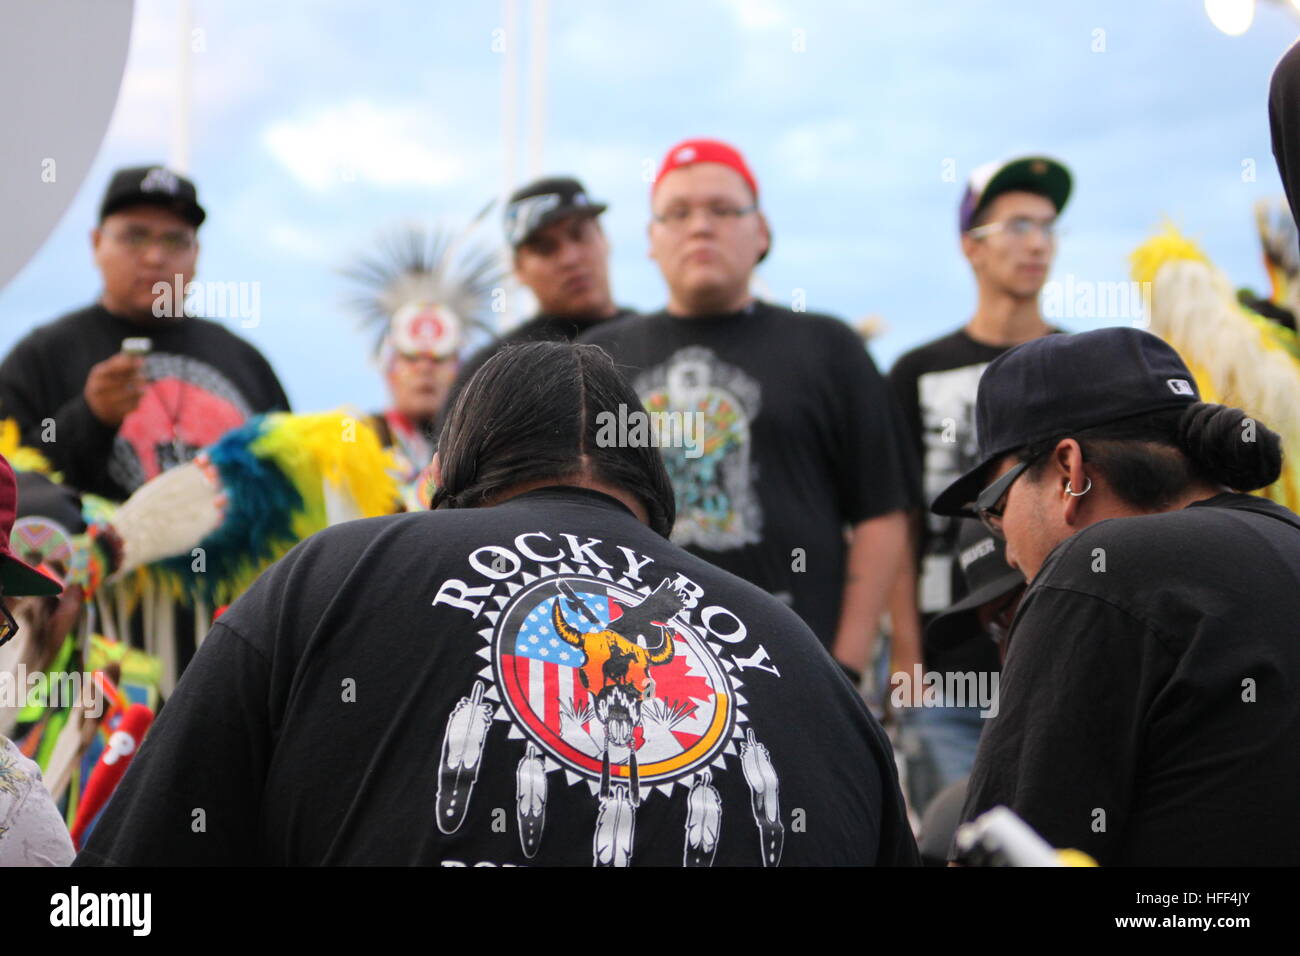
[1065,477,1092,497]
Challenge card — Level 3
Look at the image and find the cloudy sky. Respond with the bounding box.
[3,0,1298,412]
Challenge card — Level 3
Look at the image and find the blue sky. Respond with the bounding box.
[3,0,1298,413]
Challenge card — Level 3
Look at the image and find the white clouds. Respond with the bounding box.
[262,99,477,192]
[720,0,788,31]
[265,222,336,262]
[773,118,860,183]
[104,0,268,157]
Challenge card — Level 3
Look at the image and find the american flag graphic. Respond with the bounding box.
[499,584,725,779]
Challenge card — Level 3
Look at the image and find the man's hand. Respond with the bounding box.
[84,353,147,427]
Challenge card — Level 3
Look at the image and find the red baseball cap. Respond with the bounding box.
[653,138,759,198]
[0,455,63,597]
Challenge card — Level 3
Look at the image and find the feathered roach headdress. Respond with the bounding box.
[342,217,503,365]
[1131,219,1300,512]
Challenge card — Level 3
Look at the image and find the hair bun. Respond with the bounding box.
[1177,402,1283,492]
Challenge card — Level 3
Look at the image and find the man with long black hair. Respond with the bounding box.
[76,342,917,867]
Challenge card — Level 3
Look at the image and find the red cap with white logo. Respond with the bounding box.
[653,138,759,198]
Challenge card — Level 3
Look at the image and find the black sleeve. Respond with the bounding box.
[825,323,920,524]
[955,583,1175,864]
[0,334,120,495]
[73,622,272,866]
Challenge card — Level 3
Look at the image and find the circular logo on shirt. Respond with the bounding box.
[431,542,788,866]
[494,574,736,790]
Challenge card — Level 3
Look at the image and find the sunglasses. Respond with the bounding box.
[972,459,1032,538]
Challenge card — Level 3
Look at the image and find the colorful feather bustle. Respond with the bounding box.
[123,410,401,606]
[1131,223,1300,511]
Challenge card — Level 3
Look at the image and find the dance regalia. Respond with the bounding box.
[3,411,400,843]
[1131,208,1300,512]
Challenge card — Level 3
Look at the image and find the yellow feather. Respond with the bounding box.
[0,418,60,480]
[1131,226,1300,512]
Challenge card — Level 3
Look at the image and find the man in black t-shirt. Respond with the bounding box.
[933,328,1300,865]
[74,341,918,866]
[886,156,1071,809]
[581,139,914,679]
[0,165,290,502]
[445,176,633,409]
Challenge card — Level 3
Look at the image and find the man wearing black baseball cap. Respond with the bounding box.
[935,326,1300,865]
[444,176,632,411]
[0,164,289,502]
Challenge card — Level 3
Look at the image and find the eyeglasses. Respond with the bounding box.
[652,202,757,228]
[110,226,196,255]
[972,459,1032,538]
[396,350,455,363]
[967,217,1061,242]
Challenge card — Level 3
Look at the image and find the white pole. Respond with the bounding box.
[526,0,547,178]
[501,0,518,200]
[172,0,193,173]
[501,0,520,330]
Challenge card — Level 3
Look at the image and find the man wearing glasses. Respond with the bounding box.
[0,165,290,502]
[886,156,1070,812]
[581,139,915,683]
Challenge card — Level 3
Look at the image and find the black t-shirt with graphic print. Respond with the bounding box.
[579,302,917,650]
[957,492,1300,866]
[75,486,919,866]
[0,303,290,501]
[888,327,1060,674]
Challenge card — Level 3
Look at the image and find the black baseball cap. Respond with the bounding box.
[959,155,1071,234]
[100,165,206,228]
[931,327,1202,517]
[925,520,1025,651]
[504,176,606,248]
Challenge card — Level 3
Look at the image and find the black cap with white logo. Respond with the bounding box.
[925,520,1025,651]
[931,327,1202,517]
[504,176,606,248]
[99,165,206,228]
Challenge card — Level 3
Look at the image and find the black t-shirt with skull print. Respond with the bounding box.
[75,486,918,866]
[580,302,917,651]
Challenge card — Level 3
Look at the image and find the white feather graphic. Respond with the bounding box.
[593,786,636,867]
[436,681,493,834]
[683,770,722,867]
[515,743,547,858]
[740,728,785,866]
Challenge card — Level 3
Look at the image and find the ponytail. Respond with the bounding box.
[1176,402,1282,493]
